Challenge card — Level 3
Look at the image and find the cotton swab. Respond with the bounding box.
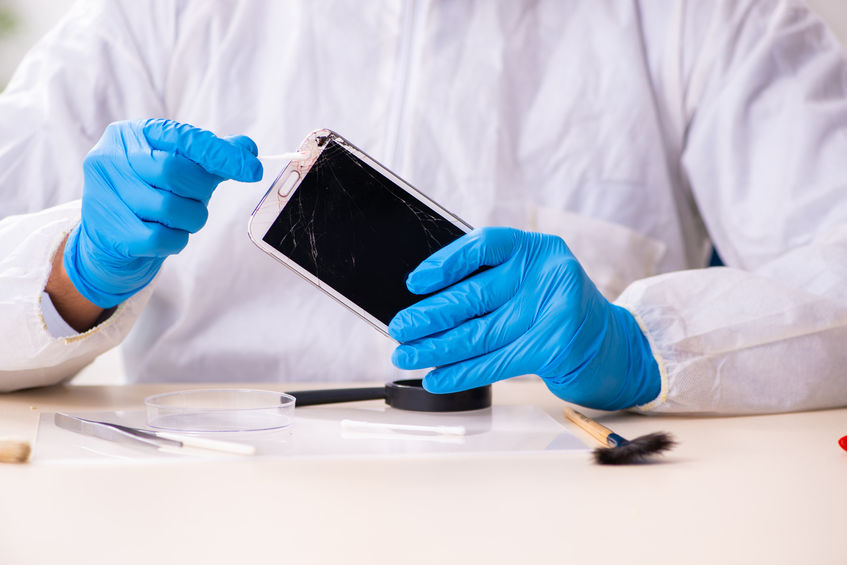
[340,419,466,436]
[0,438,31,463]
[563,407,675,465]
[153,431,257,456]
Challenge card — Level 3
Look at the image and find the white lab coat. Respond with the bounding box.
[1,0,846,414]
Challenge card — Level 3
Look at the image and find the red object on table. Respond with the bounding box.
[839,436,847,452]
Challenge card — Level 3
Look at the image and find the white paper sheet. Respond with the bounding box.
[34,402,586,463]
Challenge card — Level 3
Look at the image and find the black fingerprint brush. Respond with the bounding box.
[563,407,676,465]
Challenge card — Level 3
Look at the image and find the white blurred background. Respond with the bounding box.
[3,0,844,84]
[1,0,846,385]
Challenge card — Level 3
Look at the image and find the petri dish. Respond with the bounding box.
[145,389,296,432]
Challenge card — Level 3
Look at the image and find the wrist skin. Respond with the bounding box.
[44,235,104,332]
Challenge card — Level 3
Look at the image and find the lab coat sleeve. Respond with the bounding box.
[0,202,155,391]
[616,0,847,414]
[0,0,173,391]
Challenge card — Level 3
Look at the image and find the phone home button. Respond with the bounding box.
[277,171,300,198]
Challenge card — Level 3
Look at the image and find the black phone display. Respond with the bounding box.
[261,138,466,325]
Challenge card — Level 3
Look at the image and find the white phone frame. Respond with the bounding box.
[248,129,473,339]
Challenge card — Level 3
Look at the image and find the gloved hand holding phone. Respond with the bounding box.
[388,227,661,411]
[63,119,263,308]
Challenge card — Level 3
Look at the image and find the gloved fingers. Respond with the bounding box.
[421,338,534,394]
[392,296,533,369]
[224,134,259,157]
[388,263,519,342]
[139,188,210,233]
[141,119,263,182]
[113,173,209,233]
[406,227,519,294]
[126,221,191,257]
[130,150,222,204]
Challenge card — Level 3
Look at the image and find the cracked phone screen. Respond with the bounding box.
[262,139,466,326]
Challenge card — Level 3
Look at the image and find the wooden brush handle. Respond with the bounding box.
[562,407,613,446]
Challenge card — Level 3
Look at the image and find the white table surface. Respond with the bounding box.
[1,380,845,565]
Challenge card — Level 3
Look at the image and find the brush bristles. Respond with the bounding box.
[0,439,32,464]
[593,432,675,465]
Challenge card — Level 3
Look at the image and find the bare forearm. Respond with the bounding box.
[44,235,104,332]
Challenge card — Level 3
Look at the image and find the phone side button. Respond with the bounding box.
[277,171,300,198]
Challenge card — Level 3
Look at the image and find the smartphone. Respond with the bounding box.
[248,129,472,338]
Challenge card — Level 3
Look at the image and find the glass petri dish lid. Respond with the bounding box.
[145,389,296,432]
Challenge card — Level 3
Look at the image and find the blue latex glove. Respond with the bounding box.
[388,227,661,410]
[63,119,263,308]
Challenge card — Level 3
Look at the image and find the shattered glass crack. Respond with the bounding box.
[261,136,467,325]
